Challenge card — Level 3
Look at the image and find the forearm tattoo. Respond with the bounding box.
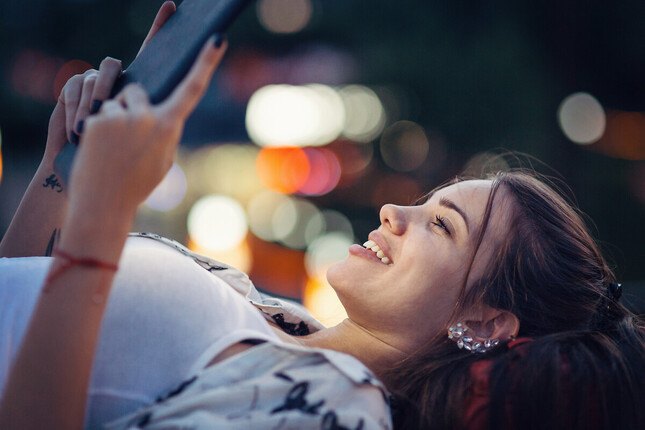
[45,229,60,256]
[43,173,63,193]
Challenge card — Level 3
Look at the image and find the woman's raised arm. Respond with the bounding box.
[0,35,227,429]
[0,1,177,259]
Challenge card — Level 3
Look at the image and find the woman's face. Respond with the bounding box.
[327,179,515,352]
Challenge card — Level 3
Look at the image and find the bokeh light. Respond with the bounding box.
[188,144,263,203]
[558,92,606,144]
[247,234,308,298]
[53,59,93,100]
[275,198,322,249]
[144,163,187,212]
[303,210,325,246]
[328,140,374,187]
[303,277,348,327]
[187,195,248,251]
[379,120,429,172]
[339,85,387,142]
[10,50,61,103]
[594,111,645,160]
[304,232,353,279]
[256,147,310,193]
[257,0,313,34]
[247,191,294,242]
[298,148,342,195]
[271,196,299,242]
[246,84,345,147]
[188,238,252,274]
[320,209,354,239]
[462,151,511,177]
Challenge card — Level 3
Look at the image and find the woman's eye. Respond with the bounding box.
[431,215,451,235]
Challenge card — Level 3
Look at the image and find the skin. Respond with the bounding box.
[291,180,521,375]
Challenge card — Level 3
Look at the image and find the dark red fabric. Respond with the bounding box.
[462,337,534,430]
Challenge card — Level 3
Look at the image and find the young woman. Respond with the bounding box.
[1,2,643,429]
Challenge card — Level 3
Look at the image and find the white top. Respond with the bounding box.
[106,341,393,430]
[0,235,283,428]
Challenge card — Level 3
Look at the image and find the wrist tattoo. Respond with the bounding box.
[45,229,60,257]
[43,173,63,193]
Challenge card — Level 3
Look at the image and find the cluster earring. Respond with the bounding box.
[447,322,500,353]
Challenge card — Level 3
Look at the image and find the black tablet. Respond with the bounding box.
[54,0,252,185]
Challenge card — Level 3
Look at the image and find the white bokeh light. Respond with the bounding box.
[321,210,354,239]
[247,191,294,242]
[379,120,429,172]
[339,85,386,142]
[144,163,188,212]
[201,144,262,203]
[187,195,248,251]
[271,197,299,242]
[304,232,353,279]
[276,198,322,249]
[246,84,345,147]
[257,0,313,34]
[558,92,606,144]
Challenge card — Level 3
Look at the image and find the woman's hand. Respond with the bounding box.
[68,35,228,224]
[41,1,177,167]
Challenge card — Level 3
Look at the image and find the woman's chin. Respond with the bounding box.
[325,259,355,291]
[325,261,343,286]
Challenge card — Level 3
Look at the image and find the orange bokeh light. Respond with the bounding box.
[592,111,645,160]
[256,147,310,194]
[248,233,307,299]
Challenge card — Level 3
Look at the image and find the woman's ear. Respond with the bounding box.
[464,307,520,341]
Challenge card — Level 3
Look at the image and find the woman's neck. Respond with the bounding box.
[294,319,408,379]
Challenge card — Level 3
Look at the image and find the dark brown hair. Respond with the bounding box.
[384,170,645,429]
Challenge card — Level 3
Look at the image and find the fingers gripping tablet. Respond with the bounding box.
[54,0,251,185]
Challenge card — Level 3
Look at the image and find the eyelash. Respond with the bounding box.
[431,215,451,235]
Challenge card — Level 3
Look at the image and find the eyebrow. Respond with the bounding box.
[438,197,470,234]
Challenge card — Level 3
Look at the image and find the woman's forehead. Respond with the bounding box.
[433,180,494,208]
[432,179,514,232]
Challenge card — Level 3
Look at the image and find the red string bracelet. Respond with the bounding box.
[43,248,119,295]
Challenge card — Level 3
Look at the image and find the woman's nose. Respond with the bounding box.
[379,204,407,235]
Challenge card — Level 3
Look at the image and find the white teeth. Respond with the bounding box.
[362,239,391,265]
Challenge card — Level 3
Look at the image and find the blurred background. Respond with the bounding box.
[0,0,643,324]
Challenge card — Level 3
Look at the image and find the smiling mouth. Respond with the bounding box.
[362,240,392,265]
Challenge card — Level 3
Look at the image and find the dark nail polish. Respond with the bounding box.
[213,33,226,48]
[90,99,102,114]
[76,120,84,134]
[70,132,79,145]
